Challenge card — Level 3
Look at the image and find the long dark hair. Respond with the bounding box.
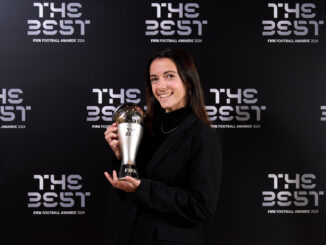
[145,49,211,130]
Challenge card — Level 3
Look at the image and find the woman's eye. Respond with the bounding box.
[167,74,174,79]
[150,77,158,83]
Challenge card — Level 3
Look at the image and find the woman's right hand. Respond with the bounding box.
[104,123,121,160]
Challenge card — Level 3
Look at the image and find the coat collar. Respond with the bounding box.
[146,113,198,177]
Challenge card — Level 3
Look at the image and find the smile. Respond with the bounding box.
[158,92,173,99]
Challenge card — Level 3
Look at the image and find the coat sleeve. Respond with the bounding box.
[134,130,222,224]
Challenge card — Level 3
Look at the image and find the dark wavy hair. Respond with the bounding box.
[145,48,211,130]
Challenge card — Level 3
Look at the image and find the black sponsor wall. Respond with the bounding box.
[1,1,326,244]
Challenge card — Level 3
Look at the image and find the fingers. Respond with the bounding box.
[104,171,113,185]
[112,170,119,186]
[110,140,120,150]
[104,124,118,143]
[124,176,141,188]
[104,171,121,189]
[104,171,140,192]
[104,123,118,135]
[105,134,119,146]
[104,124,121,159]
[117,180,136,192]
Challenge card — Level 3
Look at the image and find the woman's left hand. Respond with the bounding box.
[104,170,141,192]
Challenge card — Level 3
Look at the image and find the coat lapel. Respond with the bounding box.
[146,113,198,177]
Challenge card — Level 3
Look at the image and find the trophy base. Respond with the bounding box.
[118,164,139,179]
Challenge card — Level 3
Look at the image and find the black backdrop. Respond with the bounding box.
[1,0,326,244]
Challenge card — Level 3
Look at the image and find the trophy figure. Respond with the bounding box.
[113,104,144,179]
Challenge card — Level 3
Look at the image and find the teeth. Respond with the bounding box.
[159,93,172,98]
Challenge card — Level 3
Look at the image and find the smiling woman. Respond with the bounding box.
[145,49,212,130]
[149,58,187,113]
[104,49,222,245]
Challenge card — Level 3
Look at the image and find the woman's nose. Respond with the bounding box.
[157,78,167,89]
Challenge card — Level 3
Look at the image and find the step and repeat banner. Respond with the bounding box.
[1,0,326,244]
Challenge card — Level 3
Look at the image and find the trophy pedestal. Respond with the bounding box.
[118,164,139,179]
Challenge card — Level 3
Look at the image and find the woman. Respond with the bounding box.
[104,49,222,245]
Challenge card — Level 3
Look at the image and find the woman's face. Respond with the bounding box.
[150,58,187,113]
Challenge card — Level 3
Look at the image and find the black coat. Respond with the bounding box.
[113,112,222,245]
